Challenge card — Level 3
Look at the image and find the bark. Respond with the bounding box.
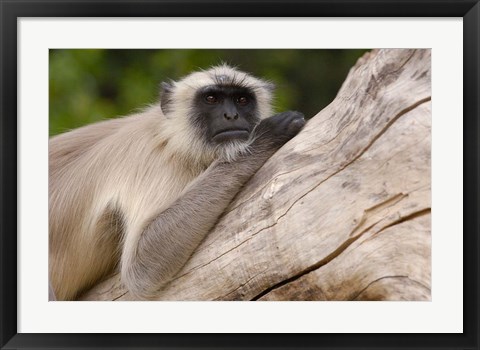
[81,49,431,301]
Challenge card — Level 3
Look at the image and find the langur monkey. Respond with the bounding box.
[49,64,305,300]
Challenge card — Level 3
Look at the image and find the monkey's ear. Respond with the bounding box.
[160,81,175,116]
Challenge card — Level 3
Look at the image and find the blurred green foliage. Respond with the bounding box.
[49,49,368,136]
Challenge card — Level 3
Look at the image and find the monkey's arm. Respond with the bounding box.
[122,111,305,299]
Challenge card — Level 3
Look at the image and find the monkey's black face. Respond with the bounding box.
[192,85,260,144]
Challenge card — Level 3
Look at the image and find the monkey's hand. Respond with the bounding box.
[230,110,306,173]
[253,110,306,149]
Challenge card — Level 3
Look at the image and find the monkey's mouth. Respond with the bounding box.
[212,129,250,143]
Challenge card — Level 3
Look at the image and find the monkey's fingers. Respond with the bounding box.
[285,113,305,137]
[274,111,305,139]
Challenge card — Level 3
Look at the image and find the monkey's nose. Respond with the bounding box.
[224,113,239,120]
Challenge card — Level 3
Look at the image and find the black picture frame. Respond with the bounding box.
[1,1,478,349]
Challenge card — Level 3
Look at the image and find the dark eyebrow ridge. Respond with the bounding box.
[199,85,255,96]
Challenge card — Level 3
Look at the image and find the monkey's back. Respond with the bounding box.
[48,111,201,300]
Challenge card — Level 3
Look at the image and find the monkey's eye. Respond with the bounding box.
[205,95,218,104]
[236,96,249,106]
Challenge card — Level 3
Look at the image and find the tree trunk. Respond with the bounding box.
[80,48,431,301]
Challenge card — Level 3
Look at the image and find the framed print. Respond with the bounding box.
[1,1,478,349]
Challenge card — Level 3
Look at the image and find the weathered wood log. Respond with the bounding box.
[81,48,431,301]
